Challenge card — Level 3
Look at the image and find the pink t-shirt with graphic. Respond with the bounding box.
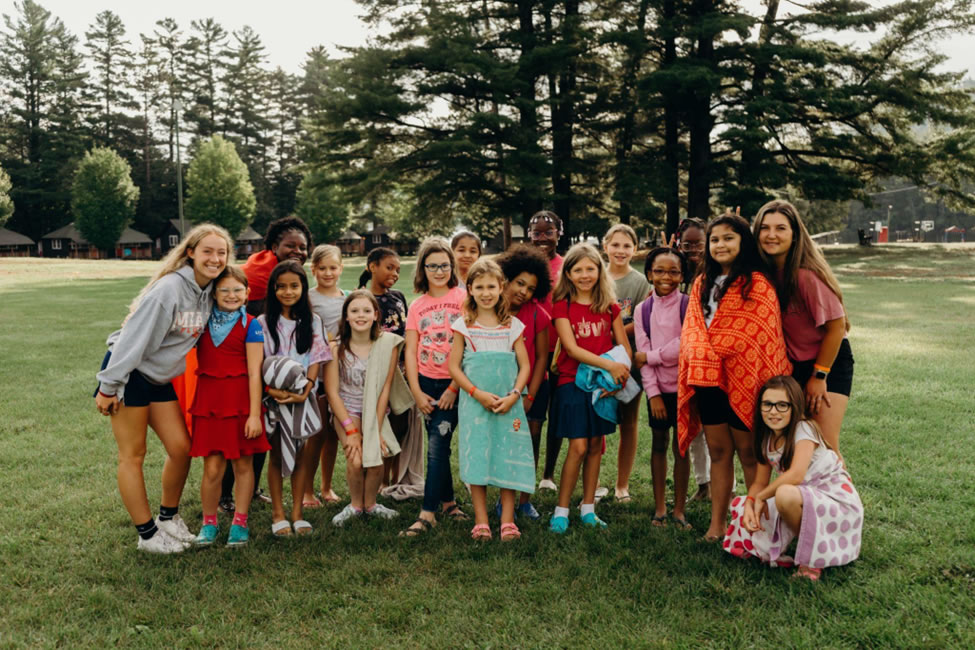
[406,286,466,379]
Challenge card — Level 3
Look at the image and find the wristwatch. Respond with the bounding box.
[814,368,828,380]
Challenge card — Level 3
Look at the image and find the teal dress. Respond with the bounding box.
[457,350,536,493]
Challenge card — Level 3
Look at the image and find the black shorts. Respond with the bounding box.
[694,386,749,431]
[527,376,550,422]
[94,350,178,408]
[647,392,677,430]
[791,338,855,397]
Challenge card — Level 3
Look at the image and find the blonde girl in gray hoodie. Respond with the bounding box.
[95,223,234,554]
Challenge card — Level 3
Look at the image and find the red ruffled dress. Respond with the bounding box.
[189,315,270,458]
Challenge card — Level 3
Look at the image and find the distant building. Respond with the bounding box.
[41,223,153,259]
[484,224,526,253]
[336,230,365,256]
[235,225,263,259]
[155,219,185,257]
[0,227,35,257]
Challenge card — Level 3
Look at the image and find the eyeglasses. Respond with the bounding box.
[680,242,704,251]
[529,228,559,240]
[760,400,792,413]
[424,263,451,273]
[651,269,682,278]
[217,287,247,295]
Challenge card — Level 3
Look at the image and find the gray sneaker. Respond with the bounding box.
[331,504,362,527]
[156,514,196,544]
[137,530,188,554]
[368,503,399,520]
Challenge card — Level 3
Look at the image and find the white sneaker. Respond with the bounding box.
[538,479,557,491]
[332,504,362,527]
[368,503,399,519]
[137,530,188,554]
[594,486,609,503]
[156,514,196,544]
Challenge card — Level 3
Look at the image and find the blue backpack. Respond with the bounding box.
[640,293,689,341]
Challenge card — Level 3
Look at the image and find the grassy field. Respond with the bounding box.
[1,245,974,648]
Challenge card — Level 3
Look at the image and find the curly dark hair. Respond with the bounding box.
[263,216,313,252]
[494,243,552,303]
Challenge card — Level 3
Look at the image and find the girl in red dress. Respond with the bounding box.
[190,266,269,547]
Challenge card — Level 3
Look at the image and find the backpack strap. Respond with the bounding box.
[640,295,655,340]
[679,293,689,324]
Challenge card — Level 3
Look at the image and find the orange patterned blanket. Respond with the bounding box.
[677,272,791,454]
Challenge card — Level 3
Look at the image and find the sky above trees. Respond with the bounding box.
[30,0,975,77]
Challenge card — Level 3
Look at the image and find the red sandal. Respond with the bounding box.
[793,565,822,581]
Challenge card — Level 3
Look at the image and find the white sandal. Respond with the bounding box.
[271,520,292,536]
[293,519,313,536]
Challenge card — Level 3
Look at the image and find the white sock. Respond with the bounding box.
[554,506,570,519]
[580,503,595,517]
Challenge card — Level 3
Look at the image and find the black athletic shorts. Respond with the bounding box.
[694,386,749,431]
[94,350,178,407]
[790,338,855,397]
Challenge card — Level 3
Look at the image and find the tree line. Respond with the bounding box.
[2,0,974,248]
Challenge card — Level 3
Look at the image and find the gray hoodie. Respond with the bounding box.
[96,265,214,400]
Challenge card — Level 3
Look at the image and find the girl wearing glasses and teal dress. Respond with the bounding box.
[723,375,862,581]
[400,238,469,536]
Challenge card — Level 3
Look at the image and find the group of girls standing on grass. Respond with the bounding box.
[94,202,862,580]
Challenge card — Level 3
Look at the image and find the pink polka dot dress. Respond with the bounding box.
[723,421,863,569]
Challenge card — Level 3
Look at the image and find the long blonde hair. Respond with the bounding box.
[462,258,511,326]
[752,200,849,330]
[123,223,234,324]
[552,242,616,313]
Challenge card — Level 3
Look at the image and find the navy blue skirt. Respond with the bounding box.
[554,382,616,439]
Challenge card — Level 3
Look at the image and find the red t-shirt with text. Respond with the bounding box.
[551,300,621,386]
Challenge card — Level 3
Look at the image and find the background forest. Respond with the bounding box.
[2,0,974,249]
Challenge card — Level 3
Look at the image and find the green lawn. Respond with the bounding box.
[1,245,973,647]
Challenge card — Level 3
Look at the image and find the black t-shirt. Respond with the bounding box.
[376,290,408,337]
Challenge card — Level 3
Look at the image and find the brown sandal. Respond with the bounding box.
[399,518,434,538]
[442,504,469,521]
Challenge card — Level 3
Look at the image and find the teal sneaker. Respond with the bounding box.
[580,512,608,529]
[227,524,249,547]
[194,524,218,546]
[549,516,569,534]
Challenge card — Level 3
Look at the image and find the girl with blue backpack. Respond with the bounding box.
[634,247,692,531]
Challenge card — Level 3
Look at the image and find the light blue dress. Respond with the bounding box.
[457,350,536,493]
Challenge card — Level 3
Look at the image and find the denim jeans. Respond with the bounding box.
[418,374,458,513]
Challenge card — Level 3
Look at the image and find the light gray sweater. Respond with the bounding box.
[96,265,214,400]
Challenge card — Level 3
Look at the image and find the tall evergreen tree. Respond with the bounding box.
[85,10,137,149]
[0,1,85,240]
[183,18,228,139]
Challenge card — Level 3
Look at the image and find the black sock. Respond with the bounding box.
[136,519,158,540]
[158,505,179,522]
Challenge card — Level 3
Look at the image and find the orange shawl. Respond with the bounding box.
[677,272,791,455]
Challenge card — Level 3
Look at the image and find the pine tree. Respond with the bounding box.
[85,10,137,149]
[183,18,228,139]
